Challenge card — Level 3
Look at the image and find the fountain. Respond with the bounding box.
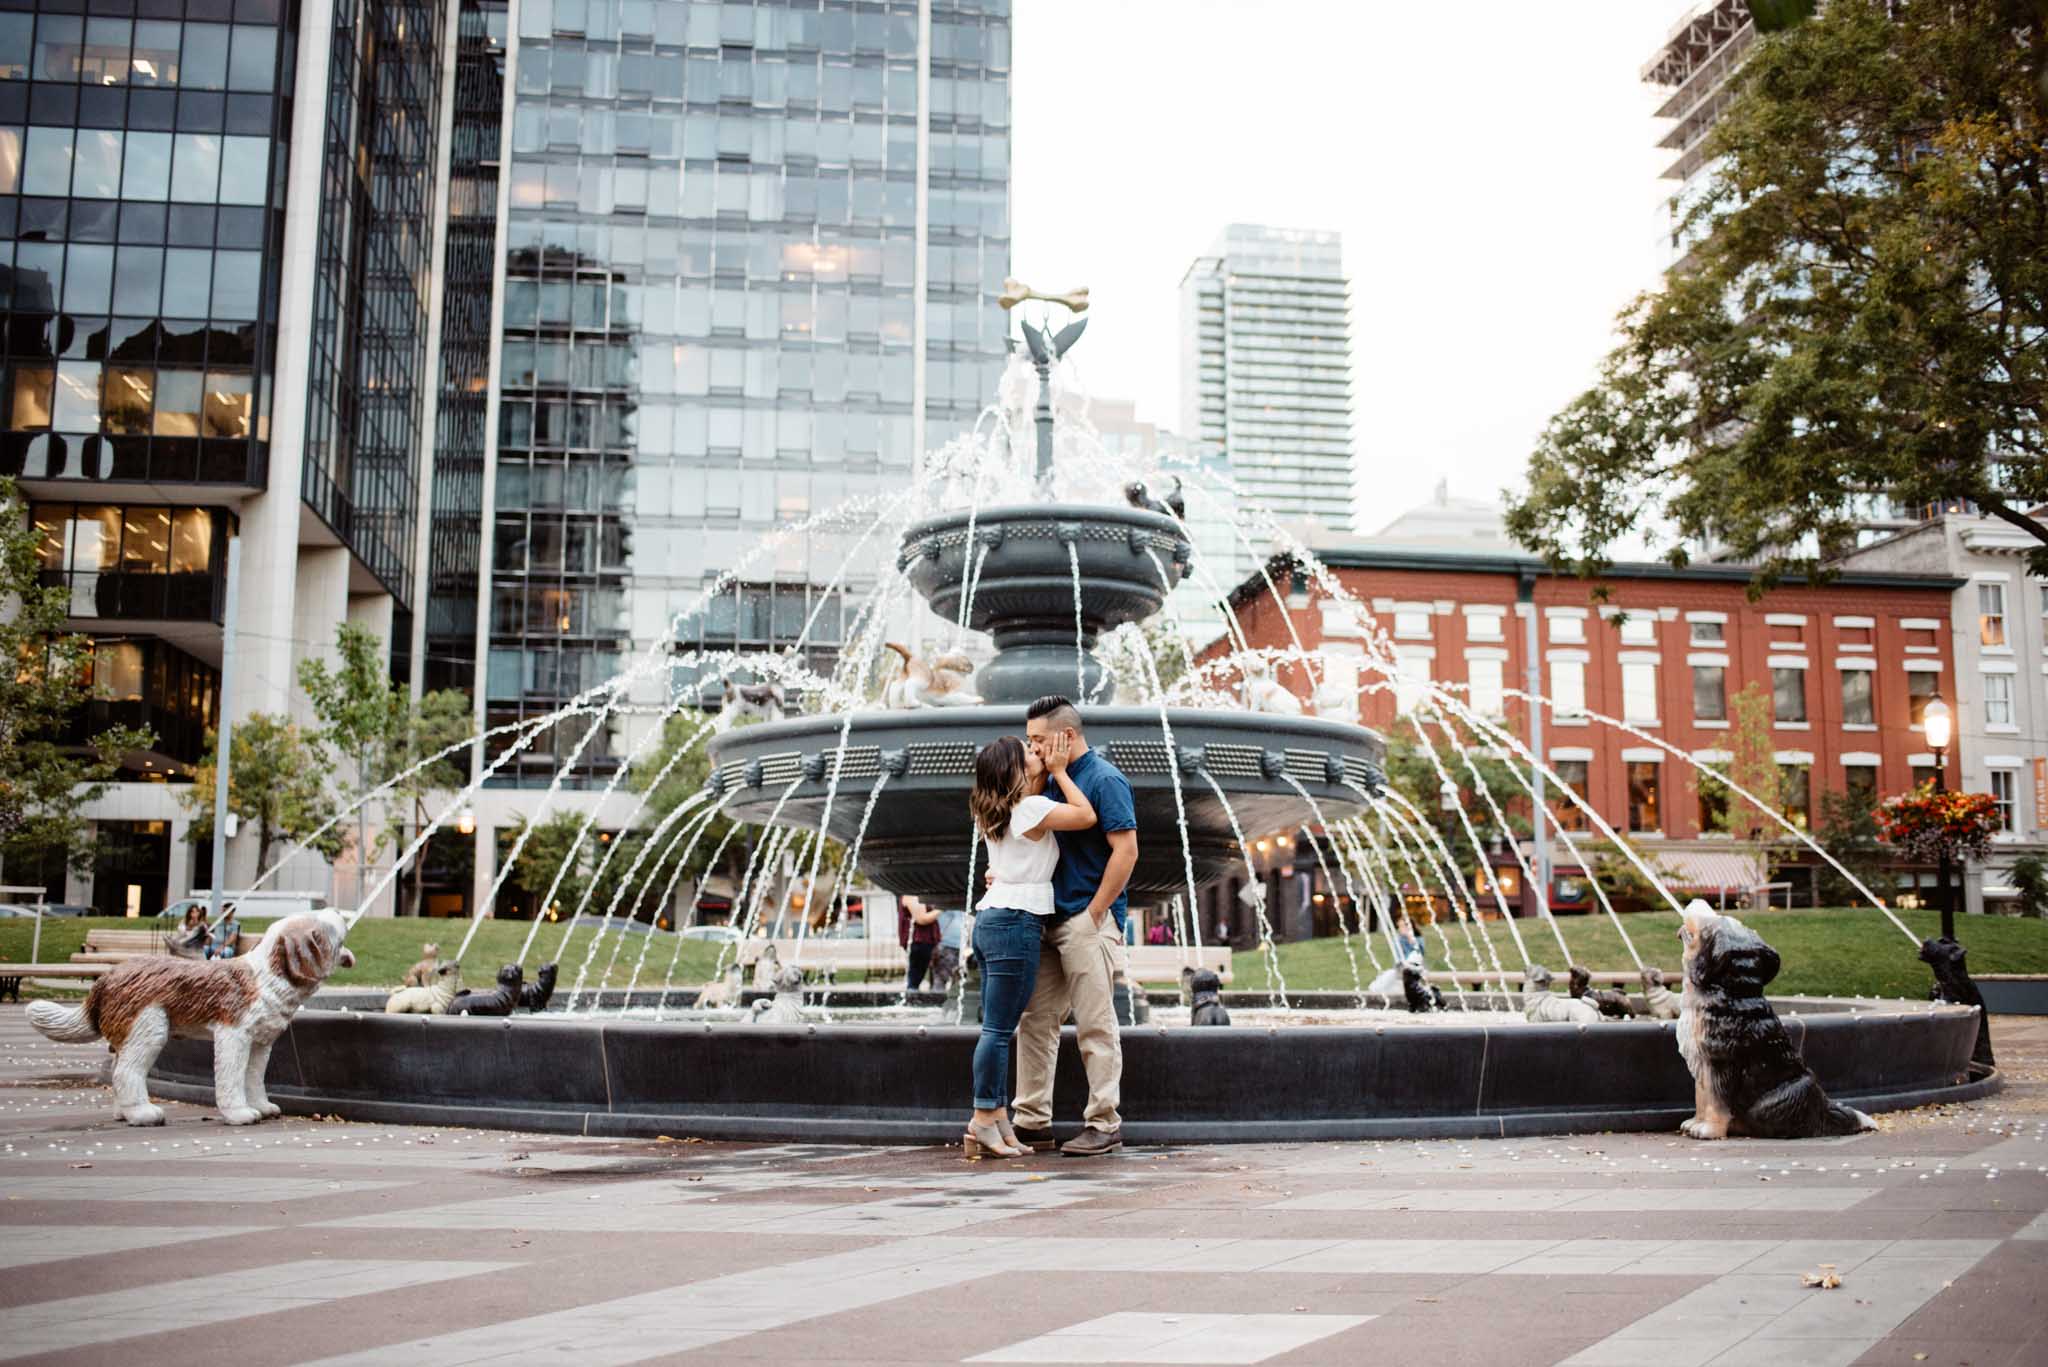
[140,288,1998,1143]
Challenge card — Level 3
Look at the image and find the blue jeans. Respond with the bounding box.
[971,908,1045,1110]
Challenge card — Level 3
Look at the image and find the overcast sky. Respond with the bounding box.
[1010,0,1682,534]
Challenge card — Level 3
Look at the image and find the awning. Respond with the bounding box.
[1654,848,1765,892]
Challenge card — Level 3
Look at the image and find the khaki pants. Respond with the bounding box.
[1011,912,1123,1133]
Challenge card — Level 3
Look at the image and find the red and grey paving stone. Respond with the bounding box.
[2,1004,2044,1366]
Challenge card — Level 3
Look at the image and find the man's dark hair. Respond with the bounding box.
[1026,694,1083,732]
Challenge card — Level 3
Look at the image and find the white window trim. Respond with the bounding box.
[1463,646,1509,662]
[1546,649,1590,663]
[1908,752,1936,766]
[1549,746,1595,762]
[1545,606,1588,619]
[1987,724,2021,735]
[1972,570,2015,582]
[1903,659,1944,672]
[1842,723,1878,732]
[1394,644,1436,661]
[1774,750,1815,764]
[1833,657,1877,671]
[1765,613,1808,626]
[1832,616,1875,629]
[1692,749,1732,763]
[1774,721,1812,731]
[1685,610,1728,623]
[1768,655,1810,669]
[1393,600,1435,616]
[1839,643,1874,653]
[1688,652,1730,667]
[1693,719,1730,729]
[1901,617,1942,630]
[1984,754,2024,769]
[1980,660,2019,674]
[1620,747,1664,763]
[1462,604,1507,618]
[1841,752,1881,766]
[1618,650,1662,665]
[1370,598,1395,613]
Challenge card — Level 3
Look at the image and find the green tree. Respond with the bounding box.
[1096,619,1195,701]
[1812,784,1888,906]
[299,622,474,908]
[504,810,597,920]
[1714,682,1782,842]
[182,715,341,878]
[1584,842,1666,912]
[1379,716,1532,882]
[0,478,152,883]
[2006,853,2048,918]
[1507,2,2048,583]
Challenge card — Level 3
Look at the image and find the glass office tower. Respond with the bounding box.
[475,0,1011,788]
[1,0,448,911]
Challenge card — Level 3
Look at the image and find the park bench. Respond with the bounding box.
[736,938,910,978]
[0,963,109,1002]
[69,928,257,965]
[1126,946,1234,985]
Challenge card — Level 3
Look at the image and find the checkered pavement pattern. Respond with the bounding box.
[3,1006,2045,1366]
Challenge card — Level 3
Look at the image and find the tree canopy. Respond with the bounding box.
[0,478,152,880]
[1508,1,2048,584]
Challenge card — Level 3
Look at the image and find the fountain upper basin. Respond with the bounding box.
[703,705,1387,900]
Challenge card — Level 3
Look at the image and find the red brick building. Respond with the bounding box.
[1206,542,1962,925]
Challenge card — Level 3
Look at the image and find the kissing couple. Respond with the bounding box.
[962,695,1139,1159]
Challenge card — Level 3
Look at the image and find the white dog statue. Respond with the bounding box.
[714,678,786,732]
[881,642,983,708]
[385,960,462,1014]
[1241,656,1304,715]
[750,961,808,1025]
[28,910,355,1126]
[1522,963,1602,1025]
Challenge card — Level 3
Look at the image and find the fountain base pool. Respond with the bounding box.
[147,999,1996,1143]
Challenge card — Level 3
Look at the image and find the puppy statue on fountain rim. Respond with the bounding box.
[26,910,355,1126]
[1675,901,1874,1140]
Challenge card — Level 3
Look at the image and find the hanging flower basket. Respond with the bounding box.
[1876,784,2000,865]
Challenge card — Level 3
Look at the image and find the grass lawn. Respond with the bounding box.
[1216,906,2048,999]
[0,916,727,993]
[10,907,2045,1001]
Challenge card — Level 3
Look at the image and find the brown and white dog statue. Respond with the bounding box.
[880,642,982,708]
[27,910,354,1127]
[401,941,441,989]
[386,960,461,1014]
[1639,966,1682,1020]
[1676,902,1874,1140]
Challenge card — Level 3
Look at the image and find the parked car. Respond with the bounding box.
[681,925,742,944]
[0,904,40,919]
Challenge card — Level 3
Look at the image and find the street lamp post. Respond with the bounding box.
[1923,691,1956,941]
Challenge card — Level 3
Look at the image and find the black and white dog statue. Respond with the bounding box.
[1187,969,1231,1026]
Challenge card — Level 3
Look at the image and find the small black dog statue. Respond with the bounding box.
[1920,936,1994,1079]
[519,961,559,1013]
[453,963,532,1017]
[1401,961,1444,1013]
[1187,969,1231,1026]
[1569,964,1637,1019]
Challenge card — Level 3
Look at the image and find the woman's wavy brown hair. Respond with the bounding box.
[970,735,1031,841]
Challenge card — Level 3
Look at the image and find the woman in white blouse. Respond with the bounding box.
[962,731,1096,1158]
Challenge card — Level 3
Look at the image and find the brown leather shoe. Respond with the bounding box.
[1010,1124,1057,1153]
[1059,1126,1122,1157]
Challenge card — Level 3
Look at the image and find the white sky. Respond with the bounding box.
[1010,0,1681,534]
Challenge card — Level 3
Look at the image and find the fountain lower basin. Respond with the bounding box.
[147,999,1995,1143]
[703,705,1386,899]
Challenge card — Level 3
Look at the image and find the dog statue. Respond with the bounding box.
[1639,966,1682,1020]
[1920,936,1994,1079]
[1188,969,1231,1026]
[880,642,982,708]
[385,960,461,1014]
[401,942,441,989]
[1124,477,1186,522]
[1401,960,1445,1014]
[452,963,525,1017]
[1522,963,1601,1024]
[1311,680,1360,724]
[750,961,807,1024]
[1240,656,1304,715]
[696,962,745,1009]
[1569,964,1637,1019]
[751,941,782,992]
[27,910,355,1126]
[1676,903,1875,1140]
[519,961,559,1013]
[715,678,786,732]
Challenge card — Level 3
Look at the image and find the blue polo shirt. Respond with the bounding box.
[1045,747,1137,930]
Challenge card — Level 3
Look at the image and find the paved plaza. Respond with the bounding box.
[1,1006,2045,1366]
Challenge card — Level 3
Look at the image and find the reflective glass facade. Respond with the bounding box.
[478,0,1011,786]
[303,0,446,606]
[0,0,293,490]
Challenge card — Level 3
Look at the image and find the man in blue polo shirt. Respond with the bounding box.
[1010,695,1138,1156]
